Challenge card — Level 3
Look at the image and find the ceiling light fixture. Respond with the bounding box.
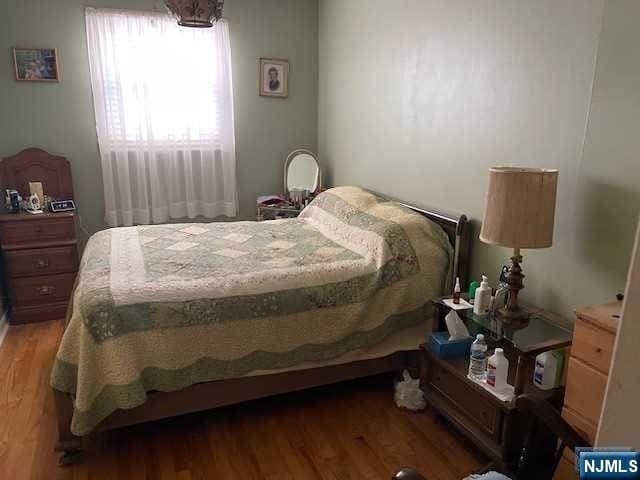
[165,0,224,28]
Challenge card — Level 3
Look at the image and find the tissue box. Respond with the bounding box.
[429,331,474,359]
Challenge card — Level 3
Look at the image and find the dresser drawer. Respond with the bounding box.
[0,216,75,246]
[562,406,597,444]
[5,245,78,278]
[9,272,76,306]
[554,450,578,480]
[571,319,615,374]
[564,357,607,425]
[429,363,499,437]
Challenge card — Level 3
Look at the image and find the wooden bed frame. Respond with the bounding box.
[53,200,472,464]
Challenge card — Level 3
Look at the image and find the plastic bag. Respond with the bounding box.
[394,370,426,411]
[464,472,511,480]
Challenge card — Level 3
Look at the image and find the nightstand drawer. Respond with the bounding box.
[9,273,76,306]
[571,319,615,374]
[564,357,607,425]
[5,245,78,277]
[429,362,499,437]
[0,216,75,246]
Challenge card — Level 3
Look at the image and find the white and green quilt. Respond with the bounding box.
[51,186,452,435]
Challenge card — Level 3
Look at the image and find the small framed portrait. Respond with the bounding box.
[259,58,288,98]
[12,47,60,82]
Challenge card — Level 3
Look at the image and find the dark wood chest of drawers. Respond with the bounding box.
[0,212,79,324]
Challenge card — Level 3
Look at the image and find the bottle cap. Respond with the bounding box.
[495,348,504,354]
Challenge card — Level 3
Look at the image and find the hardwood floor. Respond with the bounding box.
[0,319,485,479]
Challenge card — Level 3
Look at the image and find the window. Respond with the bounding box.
[86,8,237,227]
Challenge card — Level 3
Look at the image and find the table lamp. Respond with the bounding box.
[479,167,559,322]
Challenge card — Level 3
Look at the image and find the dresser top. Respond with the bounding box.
[575,301,621,333]
[0,211,74,222]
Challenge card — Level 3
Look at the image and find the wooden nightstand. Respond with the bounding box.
[0,212,79,324]
[420,296,573,471]
[0,148,79,325]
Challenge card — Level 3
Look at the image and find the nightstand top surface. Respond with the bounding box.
[433,296,572,355]
[0,211,74,222]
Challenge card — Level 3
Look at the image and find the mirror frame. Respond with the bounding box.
[284,148,321,198]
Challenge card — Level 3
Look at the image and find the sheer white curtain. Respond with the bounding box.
[85,8,237,227]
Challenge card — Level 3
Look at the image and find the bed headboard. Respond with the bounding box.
[0,148,74,200]
[374,193,472,294]
[400,203,472,293]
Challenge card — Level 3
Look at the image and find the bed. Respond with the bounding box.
[51,186,471,463]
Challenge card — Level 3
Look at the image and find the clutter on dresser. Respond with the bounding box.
[452,276,462,304]
[4,189,21,212]
[468,333,488,380]
[444,309,470,340]
[257,148,323,221]
[423,294,573,468]
[468,279,479,304]
[49,199,76,213]
[29,181,44,205]
[256,196,303,221]
[473,275,492,316]
[533,350,565,390]
[430,294,572,395]
[25,193,43,214]
[429,331,474,360]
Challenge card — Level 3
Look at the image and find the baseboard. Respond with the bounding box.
[0,309,9,349]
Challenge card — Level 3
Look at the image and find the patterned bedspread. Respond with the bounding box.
[51,186,452,435]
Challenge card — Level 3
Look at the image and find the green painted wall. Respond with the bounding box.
[318,0,640,319]
[573,0,640,309]
[0,0,318,239]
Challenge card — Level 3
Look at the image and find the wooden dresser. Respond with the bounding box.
[554,301,621,480]
[0,148,78,325]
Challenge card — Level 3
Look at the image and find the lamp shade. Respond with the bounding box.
[479,167,558,249]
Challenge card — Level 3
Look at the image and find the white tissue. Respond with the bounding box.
[445,310,470,340]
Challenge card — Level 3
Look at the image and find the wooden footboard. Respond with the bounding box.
[53,346,416,461]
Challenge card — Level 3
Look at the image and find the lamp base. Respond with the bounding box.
[500,247,528,324]
[497,305,530,326]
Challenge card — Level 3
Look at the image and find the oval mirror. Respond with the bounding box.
[284,149,320,197]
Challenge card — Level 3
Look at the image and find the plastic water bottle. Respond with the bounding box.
[468,334,488,381]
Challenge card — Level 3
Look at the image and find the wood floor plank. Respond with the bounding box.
[0,319,486,479]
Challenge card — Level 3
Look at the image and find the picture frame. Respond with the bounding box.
[12,47,60,82]
[258,58,288,98]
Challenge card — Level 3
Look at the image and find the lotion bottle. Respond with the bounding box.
[473,275,491,316]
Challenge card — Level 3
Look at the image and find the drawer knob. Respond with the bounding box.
[34,227,44,233]
[34,258,49,269]
[37,285,56,295]
[596,347,603,353]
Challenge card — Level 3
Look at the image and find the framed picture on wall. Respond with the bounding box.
[12,47,60,82]
[258,58,288,98]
